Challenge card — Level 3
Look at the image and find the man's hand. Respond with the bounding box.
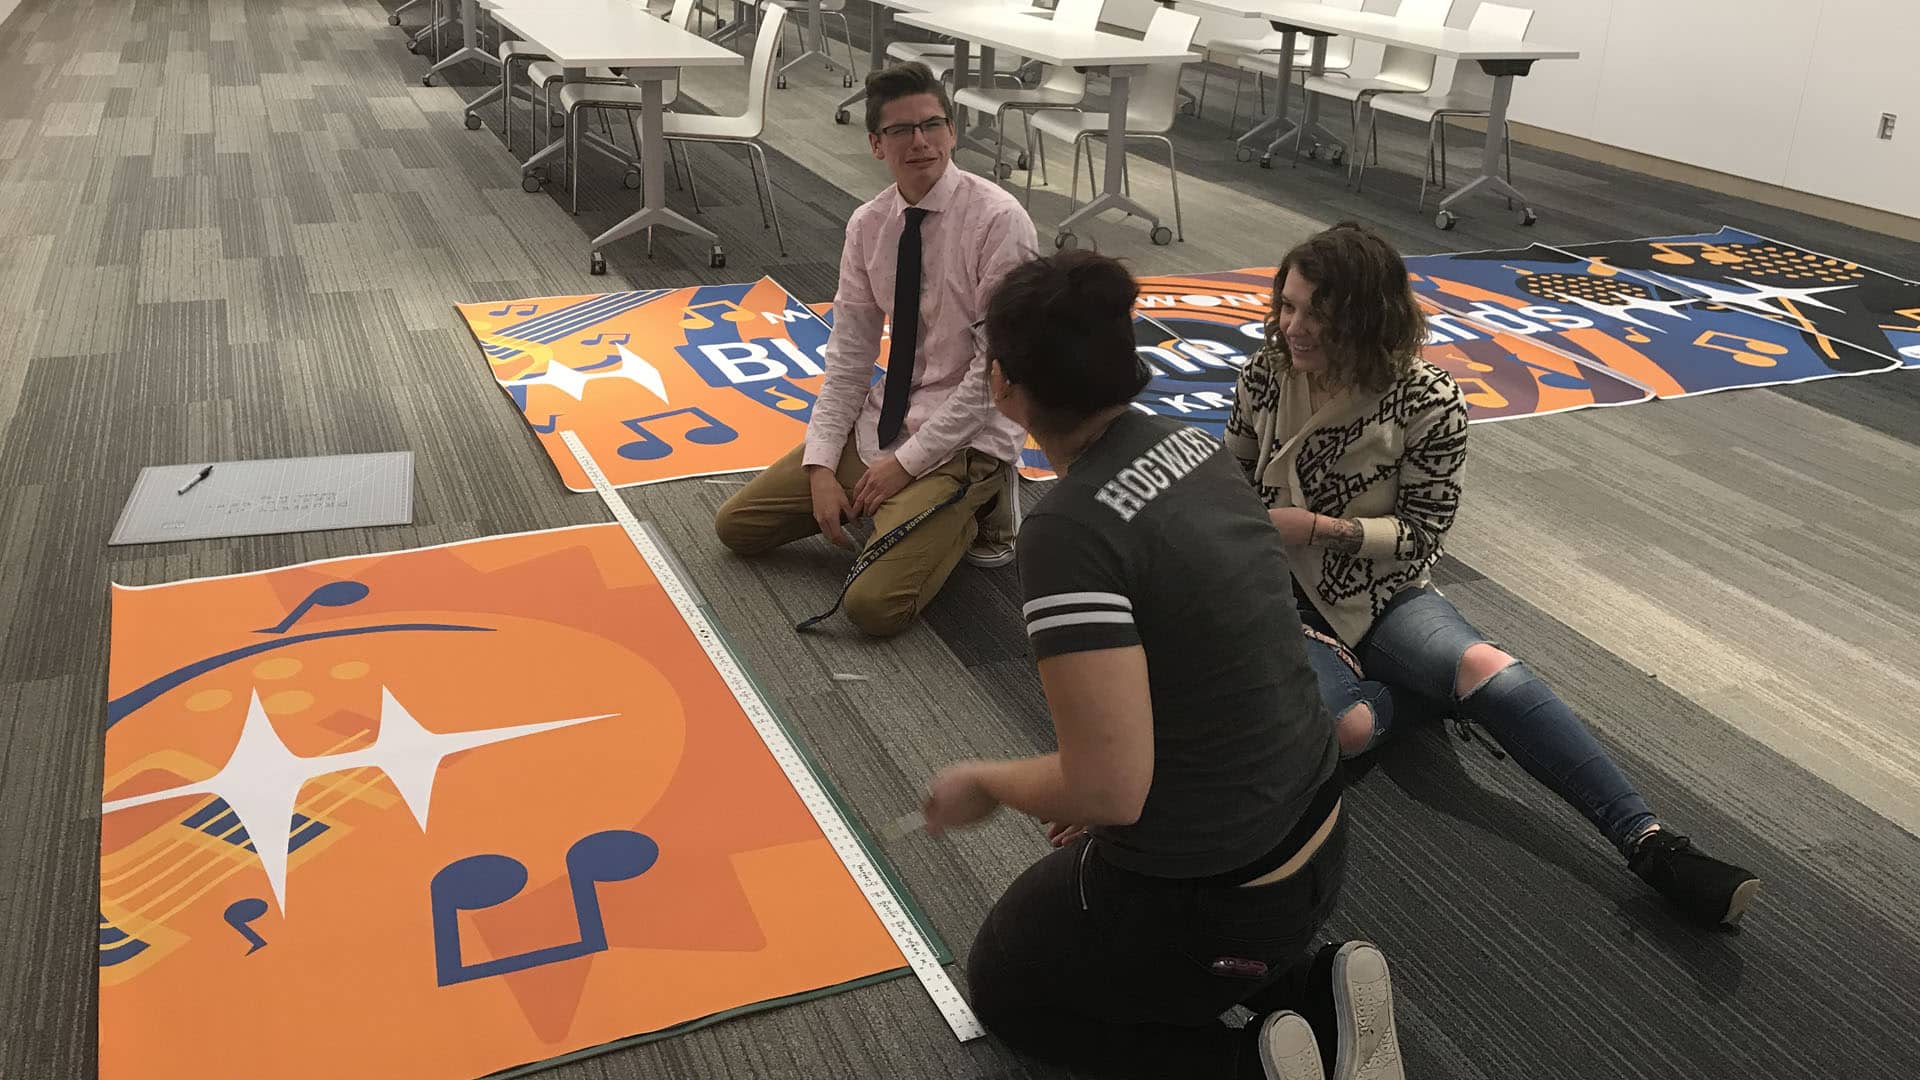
[807,465,855,548]
[1268,506,1318,547]
[850,453,913,519]
[922,761,1000,835]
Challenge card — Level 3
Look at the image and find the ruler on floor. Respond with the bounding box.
[560,432,985,1042]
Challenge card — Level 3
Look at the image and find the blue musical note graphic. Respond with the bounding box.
[224,898,270,955]
[580,333,631,347]
[430,829,659,986]
[255,581,371,635]
[486,304,512,317]
[530,414,560,434]
[616,407,738,461]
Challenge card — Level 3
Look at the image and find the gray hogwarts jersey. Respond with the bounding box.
[1018,411,1338,878]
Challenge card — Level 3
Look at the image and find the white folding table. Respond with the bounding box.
[895,9,1197,247]
[491,5,745,269]
[832,0,1038,126]
[422,0,505,94]
[1171,0,1576,226]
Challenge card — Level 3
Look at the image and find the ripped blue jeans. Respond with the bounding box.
[1302,586,1656,857]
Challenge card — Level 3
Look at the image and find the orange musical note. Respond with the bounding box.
[681,299,758,331]
[1458,377,1509,410]
[1625,328,1651,343]
[1692,330,1788,367]
[1649,242,1746,267]
[767,387,809,412]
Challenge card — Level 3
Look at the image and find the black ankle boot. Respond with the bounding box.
[1629,830,1761,928]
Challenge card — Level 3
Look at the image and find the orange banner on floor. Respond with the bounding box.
[99,524,906,1080]
[458,280,881,492]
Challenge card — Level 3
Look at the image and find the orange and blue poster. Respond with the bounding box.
[1407,243,1902,394]
[1562,228,1920,369]
[458,280,881,492]
[1131,268,1650,428]
[99,524,912,1080]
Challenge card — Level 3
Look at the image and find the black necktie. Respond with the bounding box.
[877,206,931,448]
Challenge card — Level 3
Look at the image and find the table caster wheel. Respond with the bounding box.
[1434,210,1456,231]
[1015,153,1030,170]
[1149,225,1173,246]
[1305,143,1319,160]
[1328,147,1344,165]
[1234,145,1253,164]
[1259,154,1273,169]
[464,112,482,130]
[710,247,727,269]
[407,39,420,53]
[388,13,401,25]
[1517,207,1537,227]
[590,251,607,276]
[421,73,434,87]
[622,169,641,190]
[834,108,850,124]
[776,75,787,90]
[994,162,1013,180]
[1053,231,1076,250]
[843,75,855,89]
[522,173,543,193]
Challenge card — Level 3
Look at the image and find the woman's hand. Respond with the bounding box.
[1044,821,1087,847]
[922,762,1001,835]
[1268,506,1319,546]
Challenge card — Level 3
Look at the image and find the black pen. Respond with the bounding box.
[177,465,213,496]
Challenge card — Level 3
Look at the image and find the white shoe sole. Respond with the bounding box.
[1259,1011,1327,1080]
[963,546,1016,568]
[1332,943,1404,1080]
[1723,877,1762,927]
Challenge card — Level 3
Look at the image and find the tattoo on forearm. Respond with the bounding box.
[1319,517,1364,553]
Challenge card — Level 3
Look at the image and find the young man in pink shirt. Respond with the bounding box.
[714,62,1039,637]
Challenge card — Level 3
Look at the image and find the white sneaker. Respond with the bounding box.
[1331,942,1404,1080]
[963,536,1016,568]
[1259,1011,1327,1080]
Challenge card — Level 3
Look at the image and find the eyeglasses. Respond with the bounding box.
[877,116,952,141]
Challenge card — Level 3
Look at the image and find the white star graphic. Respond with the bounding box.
[517,346,670,404]
[101,687,614,912]
[1653,273,1850,319]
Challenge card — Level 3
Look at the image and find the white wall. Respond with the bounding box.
[1108,0,1920,218]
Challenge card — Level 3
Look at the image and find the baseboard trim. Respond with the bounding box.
[1491,119,1920,243]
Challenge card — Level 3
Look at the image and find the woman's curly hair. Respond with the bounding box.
[1254,222,1425,394]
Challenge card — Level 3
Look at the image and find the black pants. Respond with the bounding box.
[967,816,1348,1079]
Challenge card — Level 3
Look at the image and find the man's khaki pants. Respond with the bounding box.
[714,442,1009,637]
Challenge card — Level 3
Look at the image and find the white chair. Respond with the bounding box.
[951,0,1104,186]
[1027,7,1198,242]
[555,0,707,210]
[655,3,792,252]
[1299,0,1452,173]
[1229,0,1361,135]
[1365,2,1532,206]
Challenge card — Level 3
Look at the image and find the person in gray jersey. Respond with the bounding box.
[919,251,1405,1080]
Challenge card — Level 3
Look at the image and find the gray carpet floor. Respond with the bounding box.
[2,0,1918,1077]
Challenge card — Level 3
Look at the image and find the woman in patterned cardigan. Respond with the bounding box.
[1226,223,1759,930]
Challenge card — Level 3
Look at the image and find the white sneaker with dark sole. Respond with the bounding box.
[1259,1011,1327,1080]
[1331,942,1404,1080]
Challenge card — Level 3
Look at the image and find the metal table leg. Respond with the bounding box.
[1256,30,1338,165]
[592,70,724,270]
[1054,67,1168,246]
[778,0,854,86]
[833,0,889,122]
[1434,67,1536,228]
[424,0,504,87]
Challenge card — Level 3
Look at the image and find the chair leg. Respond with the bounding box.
[829,11,858,80]
[1024,125,1039,205]
[567,107,580,215]
[1197,64,1212,119]
[501,58,515,151]
[1227,69,1244,134]
[667,135,686,191]
[625,109,644,169]
[1153,134,1182,242]
[991,103,1010,180]
[1035,118,1048,184]
[1345,97,1360,185]
[748,141,786,255]
[1503,120,1513,207]
[683,142,704,213]
[1417,117,1435,210]
[1067,134,1084,211]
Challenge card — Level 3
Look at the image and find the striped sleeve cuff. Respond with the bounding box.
[1022,591,1141,659]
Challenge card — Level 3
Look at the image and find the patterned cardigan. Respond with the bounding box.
[1224,352,1470,647]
